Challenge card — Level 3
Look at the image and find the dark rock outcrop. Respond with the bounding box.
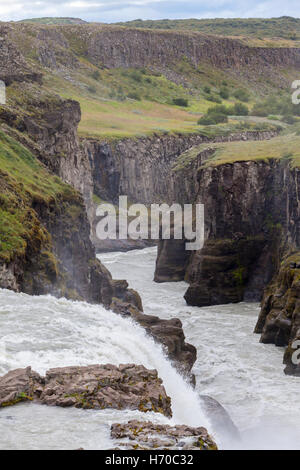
[111,420,218,450]
[255,253,300,376]
[155,158,299,307]
[0,365,172,417]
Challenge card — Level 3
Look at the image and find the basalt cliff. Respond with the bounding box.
[0,21,300,377]
[0,22,198,376]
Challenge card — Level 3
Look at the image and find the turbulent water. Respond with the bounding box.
[0,247,300,449]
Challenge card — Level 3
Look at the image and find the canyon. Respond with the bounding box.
[0,19,300,449]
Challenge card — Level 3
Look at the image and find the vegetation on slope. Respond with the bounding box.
[173,127,300,171]
[41,63,257,138]
[116,17,300,42]
[0,128,78,263]
[7,22,299,139]
[18,17,87,25]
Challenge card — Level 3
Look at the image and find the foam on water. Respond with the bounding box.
[1,246,300,449]
[0,283,210,449]
[100,247,300,450]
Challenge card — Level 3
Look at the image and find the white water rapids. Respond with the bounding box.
[0,247,300,449]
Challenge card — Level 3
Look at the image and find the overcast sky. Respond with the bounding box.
[0,0,299,23]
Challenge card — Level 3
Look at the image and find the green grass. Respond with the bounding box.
[0,129,77,262]
[174,132,300,170]
[116,17,300,42]
[10,22,294,140]
[41,62,255,138]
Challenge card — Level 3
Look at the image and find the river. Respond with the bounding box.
[0,247,299,449]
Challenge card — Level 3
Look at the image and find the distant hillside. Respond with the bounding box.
[1,21,299,140]
[115,17,300,40]
[18,17,87,25]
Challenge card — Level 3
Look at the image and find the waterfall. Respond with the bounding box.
[0,288,211,438]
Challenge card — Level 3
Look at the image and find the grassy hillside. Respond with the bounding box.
[173,127,300,171]
[42,62,250,138]
[5,21,300,139]
[116,17,300,40]
[0,128,77,263]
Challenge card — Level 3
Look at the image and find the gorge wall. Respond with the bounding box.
[83,130,278,252]
[1,21,300,377]
[6,22,300,89]
[0,29,197,376]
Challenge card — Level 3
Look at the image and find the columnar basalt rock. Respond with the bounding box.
[156,159,300,306]
[83,131,278,254]
[8,22,300,88]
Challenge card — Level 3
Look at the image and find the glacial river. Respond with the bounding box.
[0,247,299,449]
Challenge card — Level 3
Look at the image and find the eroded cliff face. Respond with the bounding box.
[83,131,278,252]
[153,152,300,375]
[183,159,300,306]
[253,253,300,374]
[7,22,300,88]
[0,31,197,377]
[155,157,300,305]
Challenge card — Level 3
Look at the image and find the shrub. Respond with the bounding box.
[91,70,101,80]
[251,95,295,117]
[172,97,189,107]
[203,86,211,94]
[209,112,228,123]
[207,104,230,115]
[229,102,249,116]
[197,115,216,125]
[127,91,141,101]
[198,112,228,125]
[206,94,222,104]
[130,70,143,82]
[233,88,250,102]
[283,114,297,124]
[219,87,229,100]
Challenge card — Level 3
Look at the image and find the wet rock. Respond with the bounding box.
[0,365,172,417]
[137,314,197,380]
[255,253,300,375]
[0,367,41,407]
[110,420,218,450]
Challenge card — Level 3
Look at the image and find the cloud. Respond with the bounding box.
[0,0,299,23]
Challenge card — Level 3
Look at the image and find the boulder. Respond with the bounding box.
[110,420,218,450]
[0,367,41,407]
[0,364,172,417]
